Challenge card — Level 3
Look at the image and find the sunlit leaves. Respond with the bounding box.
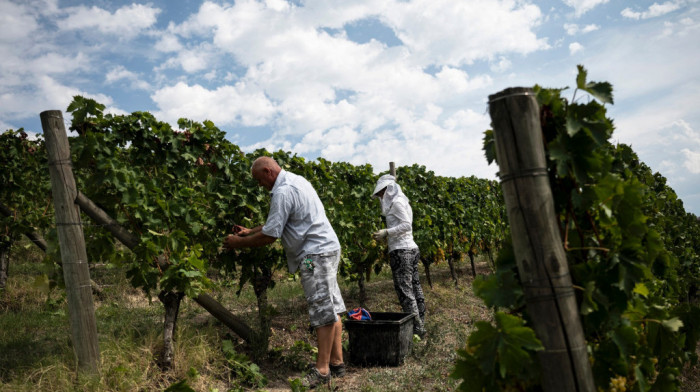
[451,312,543,391]
[575,64,614,105]
[472,65,700,391]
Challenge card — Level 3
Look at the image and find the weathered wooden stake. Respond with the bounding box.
[74,191,254,342]
[488,87,594,392]
[41,110,100,372]
[389,162,396,177]
[0,242,10,289]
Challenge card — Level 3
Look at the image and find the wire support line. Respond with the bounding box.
[48,158,73,167]
[65,284,93,290]
[498,167,548,183]
[525,290,576,303]
[521,272,572,284]
[522,283,576,290]
[55,222,122,228]
[541,346,588,354]
[488,91,536,104]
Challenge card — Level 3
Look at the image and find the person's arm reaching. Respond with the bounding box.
[232,225,263,236]
[223,230,276,249]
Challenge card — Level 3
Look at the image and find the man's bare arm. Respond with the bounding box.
[223,230,276,249]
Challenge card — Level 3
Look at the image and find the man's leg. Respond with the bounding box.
[330,317,343,366]
[300,251,346,377]
[315,321,336,375]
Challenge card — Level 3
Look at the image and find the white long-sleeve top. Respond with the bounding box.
[384,197,418,252]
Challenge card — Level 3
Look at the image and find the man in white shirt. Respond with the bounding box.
[223,156,345,388]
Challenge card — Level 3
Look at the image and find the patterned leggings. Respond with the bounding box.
[389,248,426,334]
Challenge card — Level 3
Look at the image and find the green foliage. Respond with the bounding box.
[221,339,267,388]
[5,94,509,367]
[0,129,52,245]
[460,65,700,391]
[5,94,509,303]
[451,312,543,391]
[65,98,286,300]
[288,376,307,392]
[270,340,318,371]
[472,241,523,310]
[398,164,506,274]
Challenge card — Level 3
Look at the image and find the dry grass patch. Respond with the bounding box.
[3,245,699,391]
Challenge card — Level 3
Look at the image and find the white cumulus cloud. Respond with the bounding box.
[564,23,600,35]
[0,0,39,43]
[682,148,700,174]
[61,3,160,38]
[105,66,151,91]
[382,0,548,66]
[563,0,611,17]
[569,42,584,54]
[621,2,683,20]
[151,81,276,127]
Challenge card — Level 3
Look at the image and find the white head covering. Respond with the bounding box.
[372,174,410,216]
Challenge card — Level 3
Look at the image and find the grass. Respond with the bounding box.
[1,240,698,391]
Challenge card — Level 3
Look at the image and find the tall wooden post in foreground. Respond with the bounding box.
[389,161,396,177]
[488,87,594,392]
[41,110,100,372]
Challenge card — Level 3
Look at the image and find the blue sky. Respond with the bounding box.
[2,0,699,215]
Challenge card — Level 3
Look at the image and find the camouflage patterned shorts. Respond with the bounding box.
[299,250,346,328]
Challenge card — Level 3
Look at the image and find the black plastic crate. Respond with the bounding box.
[344,312,415,366]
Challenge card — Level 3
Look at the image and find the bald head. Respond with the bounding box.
[251,156,281,191]
[251,156,281,174]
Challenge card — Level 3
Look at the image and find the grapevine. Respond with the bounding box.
[453,65,700,391]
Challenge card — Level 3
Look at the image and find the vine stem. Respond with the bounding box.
[565,247,610,252]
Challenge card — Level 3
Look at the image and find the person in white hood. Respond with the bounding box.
[372,174,426,337]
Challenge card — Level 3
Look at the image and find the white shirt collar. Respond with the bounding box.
[270,169,287,194]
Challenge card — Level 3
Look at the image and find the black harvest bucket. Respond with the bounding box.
[343,312,415,366]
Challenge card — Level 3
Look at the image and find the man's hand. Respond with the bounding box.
[223,234,244,250]
[372,229,388,241]
[233,225,251,236]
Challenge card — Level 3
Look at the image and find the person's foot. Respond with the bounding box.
[329,362,346,377]
[302,367,331,389]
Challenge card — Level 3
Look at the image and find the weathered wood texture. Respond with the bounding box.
[488,87,594,392]
[158,290,184,369]
[74,191,254,342]
[0,244,9,289]
[75,192,138,249]
[41,110,100,372]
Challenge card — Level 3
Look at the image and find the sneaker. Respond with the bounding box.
[329,362,346,378]
[302,367,331,389]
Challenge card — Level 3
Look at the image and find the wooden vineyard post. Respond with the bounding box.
[389,161,396,177]
[487,87,594,392]
[73,191,255,342]
[40,110,100,372]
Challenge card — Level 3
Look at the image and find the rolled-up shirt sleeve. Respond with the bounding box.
[262,193,290,238]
